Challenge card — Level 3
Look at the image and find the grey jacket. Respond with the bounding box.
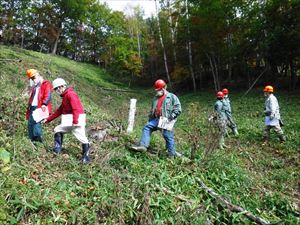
[214,99,227,120]
[149,91,182,120]
[223,96,232,114]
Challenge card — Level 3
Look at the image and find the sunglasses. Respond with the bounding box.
[30,76,36,80]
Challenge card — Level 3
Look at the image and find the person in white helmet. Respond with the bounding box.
[42,78,90,163]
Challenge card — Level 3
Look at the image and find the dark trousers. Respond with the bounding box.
[28,106,43,142]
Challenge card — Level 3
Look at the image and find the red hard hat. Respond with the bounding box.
[222,88,229,95]
[154,79,166,90]
[216,91,224,98]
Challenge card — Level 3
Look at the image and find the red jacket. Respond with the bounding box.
[46,87,84,124]
[26,80,52,120]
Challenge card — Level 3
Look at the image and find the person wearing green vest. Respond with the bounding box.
[222,88,238,135]
[214,91,227,149]
[131,79,182,157]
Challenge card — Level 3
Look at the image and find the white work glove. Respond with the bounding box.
[41,118,47,124]
[41,105,47,112]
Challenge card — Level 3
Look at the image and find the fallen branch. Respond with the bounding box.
[196,178,273,225]
[97,86,138,93]
[155,184,193,205]
[0,58,22,62]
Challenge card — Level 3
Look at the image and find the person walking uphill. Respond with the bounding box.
[131,79,182,157]
[214,91,227,149]
[26,69,52,143]
[263,85,285,144]
[222,88,238,135]
[42,78,90,163]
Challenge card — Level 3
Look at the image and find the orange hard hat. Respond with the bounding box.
[216,91,224,98]
[26,69,38,79]
[154,79,166,90]
[222,88,229,95]
[263,85,274,93]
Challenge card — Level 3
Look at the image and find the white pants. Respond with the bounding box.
[54,125,89,144]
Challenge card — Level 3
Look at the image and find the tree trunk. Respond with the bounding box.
[167,0,178,65]
[207,52,220,91]
[290,61,298,90]
[20,32,24,49]
[155,0,171,84]
[51,35,59,55]
[185,0,196,92]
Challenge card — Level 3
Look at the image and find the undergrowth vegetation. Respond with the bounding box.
[0,46,299,224]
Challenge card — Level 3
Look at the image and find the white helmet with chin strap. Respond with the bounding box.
[52,78,67,89]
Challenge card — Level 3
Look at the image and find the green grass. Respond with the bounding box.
[0,45,299,224]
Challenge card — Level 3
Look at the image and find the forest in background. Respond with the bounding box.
[0,0,299,91]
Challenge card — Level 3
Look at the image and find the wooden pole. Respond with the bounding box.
[126,98,137,133]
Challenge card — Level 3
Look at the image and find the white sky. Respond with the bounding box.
[99,0,156,18]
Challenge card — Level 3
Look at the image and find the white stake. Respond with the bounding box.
[126,98,137,133]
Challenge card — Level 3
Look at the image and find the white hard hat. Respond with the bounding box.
[52,78,67,89]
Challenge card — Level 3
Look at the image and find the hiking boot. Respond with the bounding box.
[131,145,147,152]
[82,143,90,164]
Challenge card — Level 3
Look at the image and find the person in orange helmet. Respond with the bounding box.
[263,85,285,144]
[26,69,52,143]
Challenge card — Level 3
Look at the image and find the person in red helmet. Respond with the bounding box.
[263,85,285,144]
[131,79,182,157]
[222,88,238,135]
[214,91,227,149]
[26,69,52,143]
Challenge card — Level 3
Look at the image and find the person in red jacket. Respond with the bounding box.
[42,78,90,163]
[26,69,52,142]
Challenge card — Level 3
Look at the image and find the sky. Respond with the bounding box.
[99,0,156,18]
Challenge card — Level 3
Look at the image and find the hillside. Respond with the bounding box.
[0,46,299,224]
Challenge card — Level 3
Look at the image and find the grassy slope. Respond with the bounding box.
[0,45,299,224]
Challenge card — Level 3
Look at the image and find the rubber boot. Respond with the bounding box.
[279,134,286,143]
[233,128,239,136]
[262,136,268,146]
[52,132,63,153]
[33,136,43,143]
[82,143,90,164]
[219,136,225,149]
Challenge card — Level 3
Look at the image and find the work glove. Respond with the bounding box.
[168,115,176,122]
[41,104,47,112]
[41,118,47,124]
[264,111,271,116]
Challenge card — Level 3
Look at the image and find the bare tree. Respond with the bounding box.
[185,0,196,92]
[155,0,171,84]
